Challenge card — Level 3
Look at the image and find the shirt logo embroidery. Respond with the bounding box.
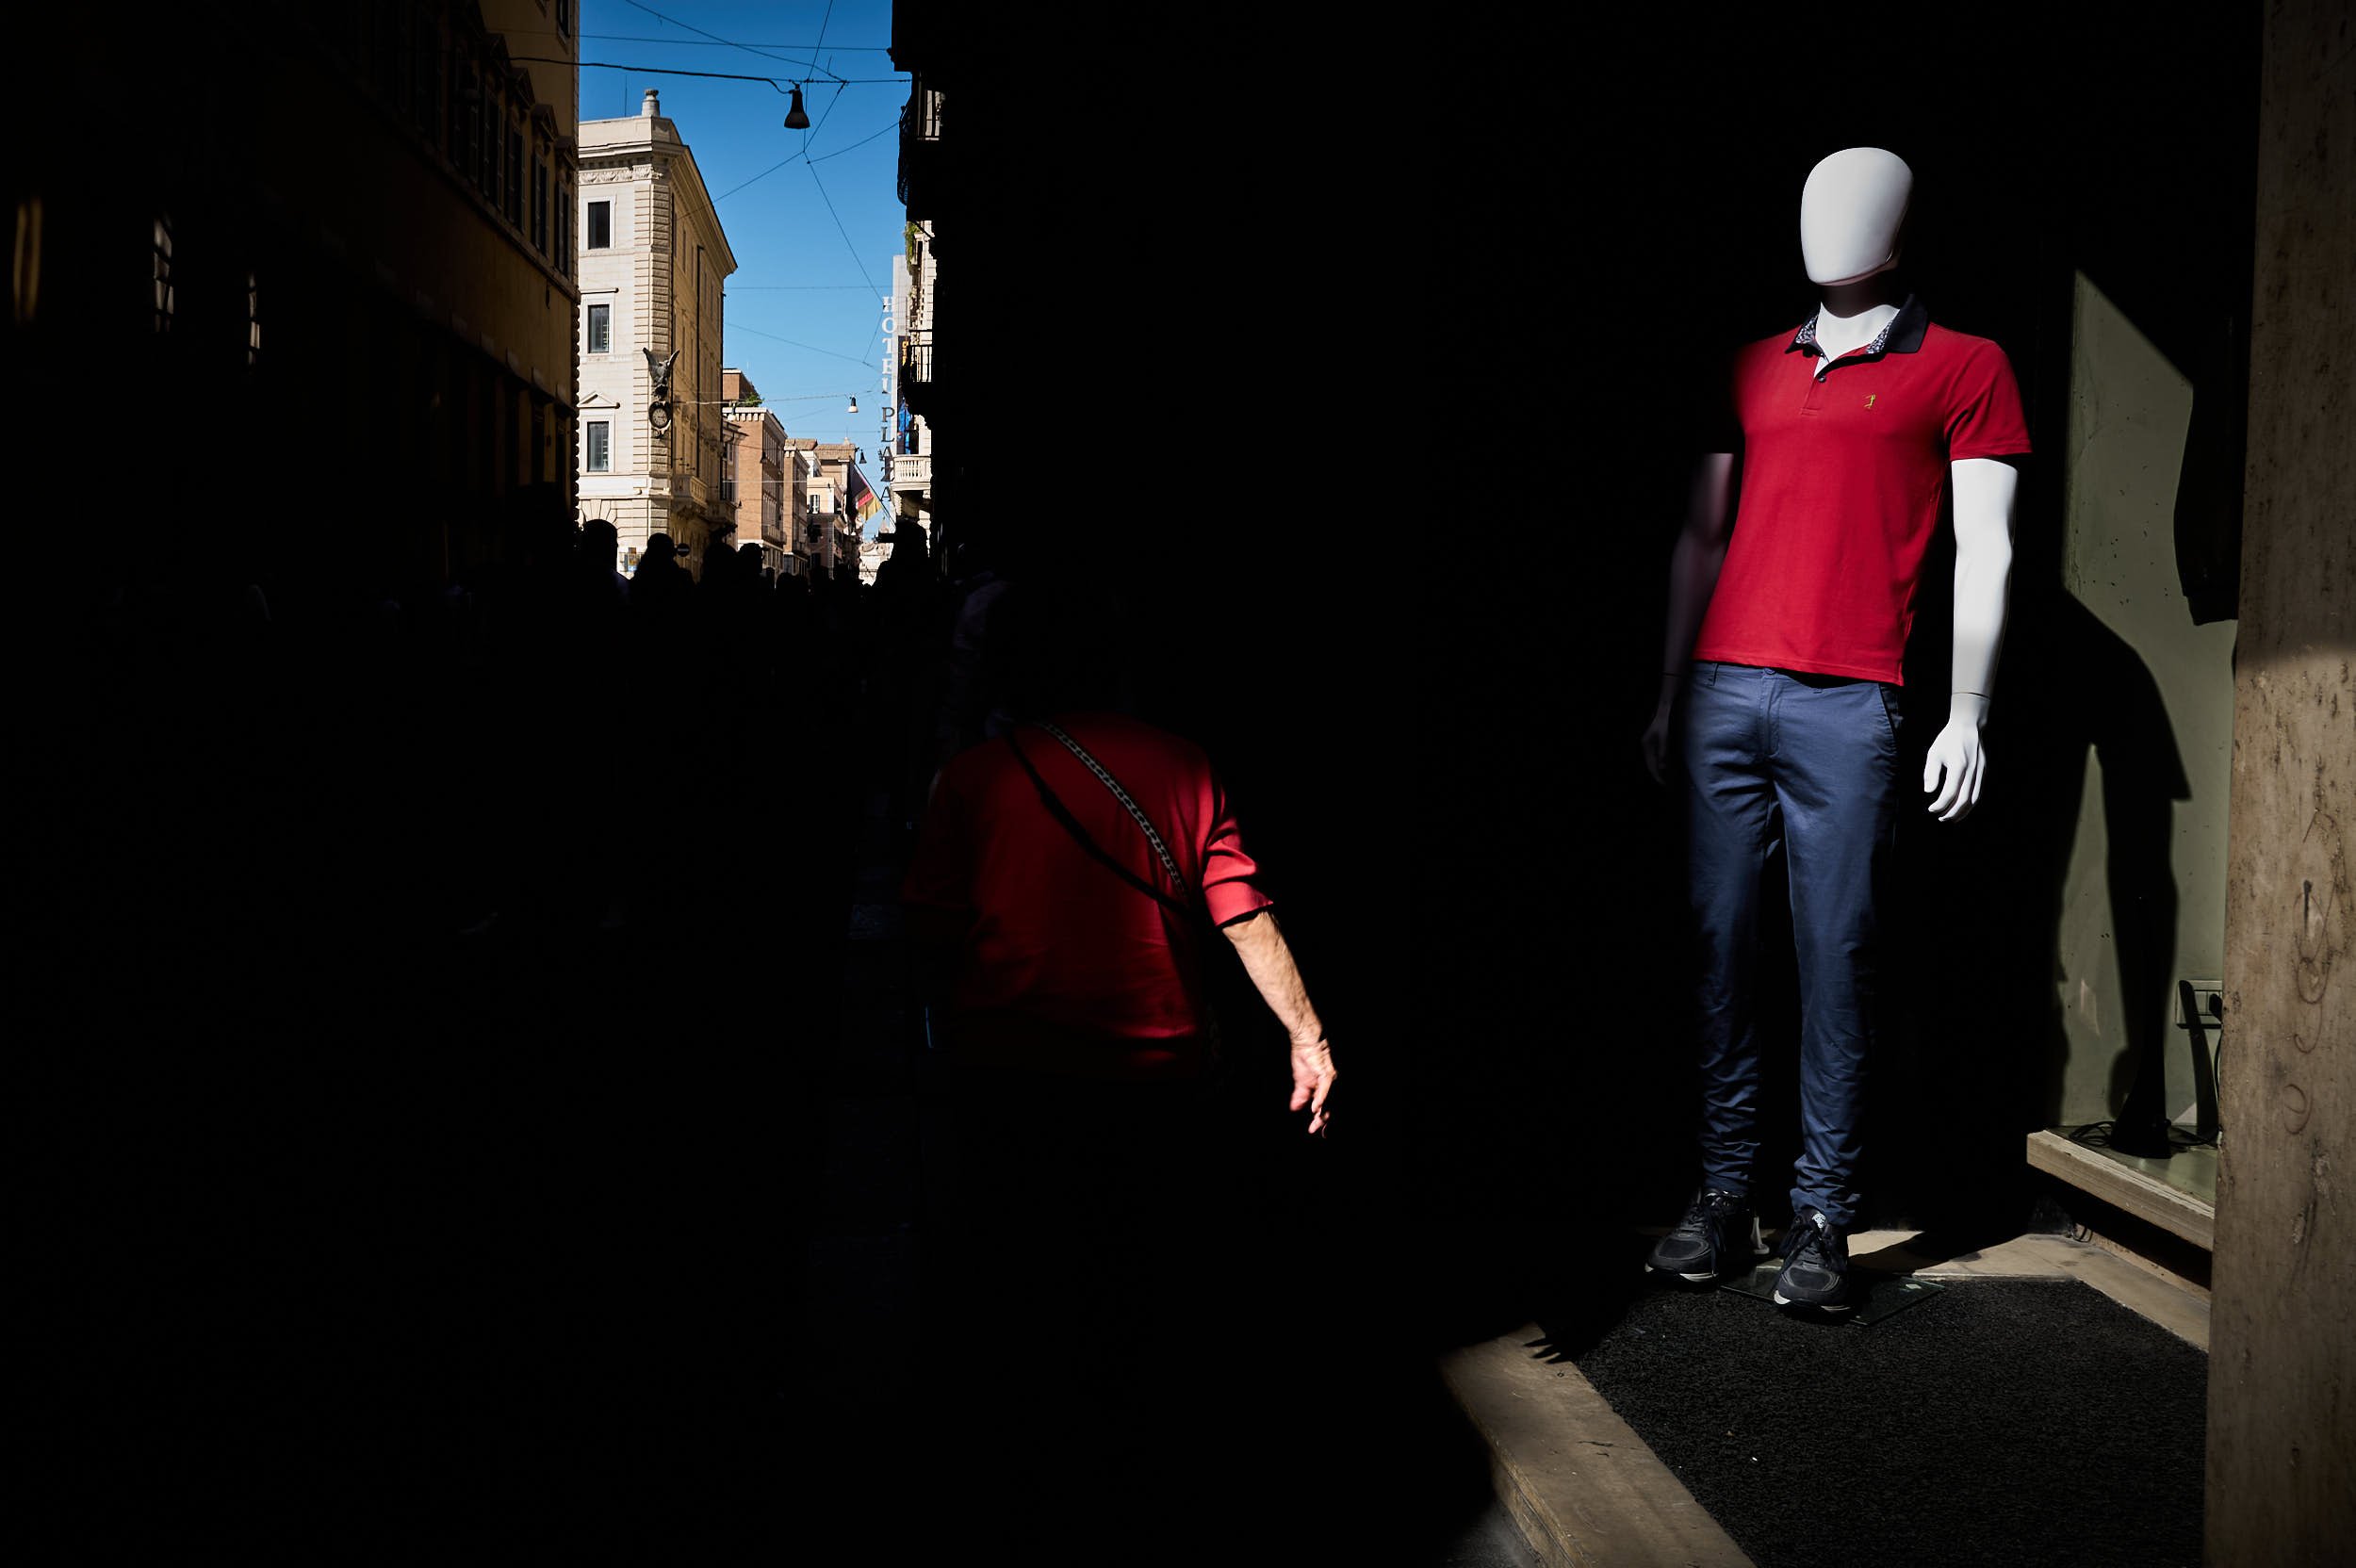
[1864,394,1877,408]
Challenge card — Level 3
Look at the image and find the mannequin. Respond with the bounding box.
[1639,149,2030,1310]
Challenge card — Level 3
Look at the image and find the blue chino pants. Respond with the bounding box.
[1678,661,1904,1228]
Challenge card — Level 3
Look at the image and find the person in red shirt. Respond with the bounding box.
[903,582,1336,1117]
[903,577,1338,1544]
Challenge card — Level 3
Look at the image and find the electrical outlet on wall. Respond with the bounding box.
[2176,980,2226,1031]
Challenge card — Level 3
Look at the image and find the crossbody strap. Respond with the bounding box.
[1009,721,1229,1067]
[1033,720,1194,910]
[1004,728,1192,919]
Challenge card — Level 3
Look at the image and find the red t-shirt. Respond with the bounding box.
[900,711,1273,1079]
[1692,305,2032,684]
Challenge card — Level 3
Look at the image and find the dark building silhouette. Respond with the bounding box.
[14,3,582,605]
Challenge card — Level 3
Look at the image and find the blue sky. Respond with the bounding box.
[579,0,908,487]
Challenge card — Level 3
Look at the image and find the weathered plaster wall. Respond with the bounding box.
[2207,0,2355,1559]
[2050,274,2238,1126]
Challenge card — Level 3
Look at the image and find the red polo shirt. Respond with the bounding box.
[901,712,1274,1080]
[1692,297,2031,684]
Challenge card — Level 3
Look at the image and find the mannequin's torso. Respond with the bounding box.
[1642,148,2026,824]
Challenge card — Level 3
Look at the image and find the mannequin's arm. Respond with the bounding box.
[1642,452,1739,782]
[1926,456,2020,822]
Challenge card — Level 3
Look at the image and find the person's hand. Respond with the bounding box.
[1642,671,1682,783]
[1641,703,1674,783]
[1923,719,1987,822]
[1289,1037,1336,1137]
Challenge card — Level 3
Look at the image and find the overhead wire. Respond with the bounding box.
[809,117,898,163]
[709,117,894,201]
[561,57,903,84]
[666,389,865,405]
[731,322,875,367]
[573,8,893,434]
[807,79,851,143]
[615,0,847,82]
[803,1,837,79]
[792,2,839,155]
[713,154,799,201]
[582,34,892,52]
[804,161,882,302]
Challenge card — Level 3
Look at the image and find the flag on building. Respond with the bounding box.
[847,465,883,525]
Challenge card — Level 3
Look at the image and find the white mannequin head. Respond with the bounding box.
[1800,148,1913,286]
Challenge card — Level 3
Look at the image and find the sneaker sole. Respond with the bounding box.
[1771,1289,1853,1312]
[1645,1217,1768,1284]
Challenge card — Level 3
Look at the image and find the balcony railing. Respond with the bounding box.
[900,328,934,390]
[889,452,931,488]
[897,79,944,212]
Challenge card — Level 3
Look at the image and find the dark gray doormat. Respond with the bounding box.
[1719,1261,1944,1325]
[1572,1280,2204,1568]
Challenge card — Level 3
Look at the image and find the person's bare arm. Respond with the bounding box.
[1221,909,1334,1136]
[1642,451,1739,781]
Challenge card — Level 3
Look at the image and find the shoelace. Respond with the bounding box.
[1677,1189,1742,1234]
[1784,1215,1839,1271]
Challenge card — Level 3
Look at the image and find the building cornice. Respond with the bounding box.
[578,134,737,278]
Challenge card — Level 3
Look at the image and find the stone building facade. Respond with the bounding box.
[721,369,788,577]
[888,236,936,556]
[19,1,584,597]
[576,90,736,580]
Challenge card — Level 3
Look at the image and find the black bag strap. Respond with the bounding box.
[1004,722,1231,1070]
[1033,720,1199,911]
[1004,727,1193,920]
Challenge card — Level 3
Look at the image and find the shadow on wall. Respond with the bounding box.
[2013,588,2192,1128]
[1874,468,2202,1241]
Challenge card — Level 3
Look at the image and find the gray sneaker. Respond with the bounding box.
[1772,1209,1852,1311]
[1646,1187,1764,1282]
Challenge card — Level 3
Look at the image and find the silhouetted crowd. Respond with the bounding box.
[30,483,996,1551]
[44,485,967,996]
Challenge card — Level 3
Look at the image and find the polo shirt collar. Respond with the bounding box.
[1788,293,1931,362]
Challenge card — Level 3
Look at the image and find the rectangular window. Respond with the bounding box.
[586,420,610,473]
[394,7,415,114]
[486,100,503,211]
[376,4,402,105]
[504,119,523,225]
[532,155,548,252]
[461,66,483,189]
[556,180,572,273]
[152,215,173,333]
[587,201,611,249]
[415,19,441,139]
[450,56,469,171]
[587,303,610,353]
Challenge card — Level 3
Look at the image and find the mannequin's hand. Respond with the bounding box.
[1922,720,1987,823]
[1642,703,1673,783]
